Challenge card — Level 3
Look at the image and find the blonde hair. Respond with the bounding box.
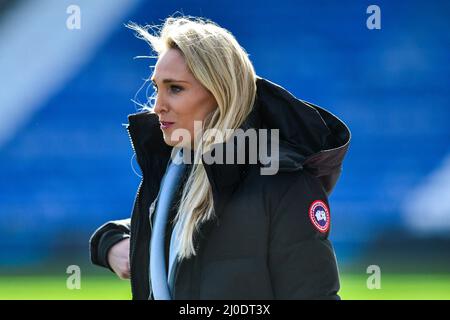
[128,16,257,259]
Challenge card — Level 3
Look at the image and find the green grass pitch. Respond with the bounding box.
[0,274,449,300]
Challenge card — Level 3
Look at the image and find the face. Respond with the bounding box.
[151,48,217,147]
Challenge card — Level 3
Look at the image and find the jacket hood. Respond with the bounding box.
[250,77,351,194]
[126,77,350,196]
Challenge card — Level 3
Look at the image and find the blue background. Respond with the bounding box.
[0,0,449,272]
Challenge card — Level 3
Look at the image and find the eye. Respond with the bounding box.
[152,83,158,93]
[170,85,183,94]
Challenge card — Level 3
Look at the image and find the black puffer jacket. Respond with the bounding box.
[89,77,350,300]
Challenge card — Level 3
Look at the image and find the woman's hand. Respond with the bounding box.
[107,238,131,279]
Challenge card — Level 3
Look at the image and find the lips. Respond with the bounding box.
[160,121,175,129]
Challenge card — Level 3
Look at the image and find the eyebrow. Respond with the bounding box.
[151,78,190,84]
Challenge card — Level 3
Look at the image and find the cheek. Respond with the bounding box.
[176,97,209,123]
[173,89,216,128]
[191,93,217,121]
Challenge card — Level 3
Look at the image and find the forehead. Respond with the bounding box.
[152,49,190,80]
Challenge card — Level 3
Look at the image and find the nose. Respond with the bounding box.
[153,94,168,115]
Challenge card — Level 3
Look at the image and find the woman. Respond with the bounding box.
[90,16,350,300]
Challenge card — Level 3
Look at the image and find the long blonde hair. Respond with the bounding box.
[128,16,257,259]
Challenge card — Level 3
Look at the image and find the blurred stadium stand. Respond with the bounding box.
[0,0,449,271]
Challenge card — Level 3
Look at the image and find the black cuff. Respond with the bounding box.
[98,230,130,272]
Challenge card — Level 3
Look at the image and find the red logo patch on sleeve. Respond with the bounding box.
[308,200,330,233]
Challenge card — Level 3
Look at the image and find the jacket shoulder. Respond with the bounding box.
[255,168,331,238]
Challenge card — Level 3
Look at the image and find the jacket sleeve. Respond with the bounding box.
[89,218,131,272]
[268,171,340,300]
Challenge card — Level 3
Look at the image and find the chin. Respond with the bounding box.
[163,136,184,147]
[162,137,177,147]
[165,141,178,147]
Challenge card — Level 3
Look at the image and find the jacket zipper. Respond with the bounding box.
[127,123,170,300]
[126,124,143,299]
